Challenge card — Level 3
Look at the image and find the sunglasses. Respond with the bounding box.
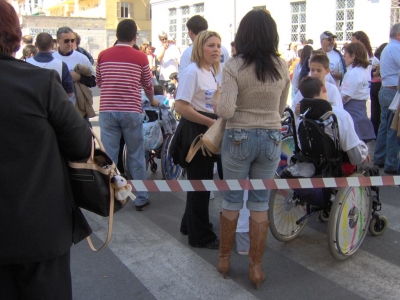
[160,38,168,41]
[63,39,75,43]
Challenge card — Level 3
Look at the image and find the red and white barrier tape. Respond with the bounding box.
[129,176,400,192]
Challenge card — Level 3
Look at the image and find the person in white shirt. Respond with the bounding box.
[292,53,342,123]
[341,42,376,142]
[320,31,346,88]
[155,31,181,86]
[178,15,230,85]
[52,26,95,106]
[298,76,368,166]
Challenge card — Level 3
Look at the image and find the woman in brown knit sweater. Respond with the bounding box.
[216,9,290,289]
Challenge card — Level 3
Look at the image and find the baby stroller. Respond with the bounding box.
[268,100,387,260]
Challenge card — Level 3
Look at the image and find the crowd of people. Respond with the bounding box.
[1,0,400,297]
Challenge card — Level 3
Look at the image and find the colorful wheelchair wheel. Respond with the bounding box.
[275,135,295,177]
[268,189,308,242]
[161,134,182,180]
[327,174,372,260]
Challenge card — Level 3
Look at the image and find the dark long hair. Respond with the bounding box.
[234,9,282,82]
[374,43,388,60]
[345,42,369,69]
[352,31,373,58]
[0,1,21,54]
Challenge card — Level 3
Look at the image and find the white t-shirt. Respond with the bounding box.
[331,106,363,152]
[178,44,230,85]
[155,44,181,81]
[326,50,342,87]
[175,62,217,114]
[340,66,371,100]
[292,81,343,115]
[52,50,94,104]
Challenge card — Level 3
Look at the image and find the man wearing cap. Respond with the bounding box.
[373,23,400,175]
[320,31,346,88]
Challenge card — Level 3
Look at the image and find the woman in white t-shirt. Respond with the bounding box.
[169,30,221,250]
[340,42,376,141]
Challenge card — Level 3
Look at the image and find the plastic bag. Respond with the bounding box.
[389,91,400,112]
[287,162,316,177]
[143,121,163,151]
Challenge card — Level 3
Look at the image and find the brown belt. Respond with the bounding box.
[383,86,397,90]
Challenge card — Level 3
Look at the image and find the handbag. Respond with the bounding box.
[185,86,227,163]
[68,130,127,251]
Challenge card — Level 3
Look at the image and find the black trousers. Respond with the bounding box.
[370,81,382,136]
[0,250,72,300]
[180,150,218,246]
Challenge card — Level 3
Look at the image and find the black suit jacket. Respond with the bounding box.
[0,52,92,264]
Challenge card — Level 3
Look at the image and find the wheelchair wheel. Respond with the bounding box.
[122,144,132,179]
[161,134,183,180]
[122,145,151,179]
[275,135,295,177]
[327,174,372,260]
[368,216,388,236]
[318,209,330,222]
[268,189,308,242]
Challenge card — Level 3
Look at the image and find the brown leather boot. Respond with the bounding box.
[248,217,269,290]
[216,212,239,279]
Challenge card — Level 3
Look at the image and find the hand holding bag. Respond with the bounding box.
[68,130,127,251]
[185,85,227,163]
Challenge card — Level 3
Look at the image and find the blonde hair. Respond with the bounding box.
[191,30,221,75]
[139,43,150,54]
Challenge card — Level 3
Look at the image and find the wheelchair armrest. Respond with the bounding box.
[319,111,334,122]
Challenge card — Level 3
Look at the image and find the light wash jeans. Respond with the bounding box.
[99,112,148,206]
[373,87,400,172]
[221,128,282,211]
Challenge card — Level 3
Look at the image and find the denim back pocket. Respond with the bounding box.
[227,129,251,161]
[266,130,282,161]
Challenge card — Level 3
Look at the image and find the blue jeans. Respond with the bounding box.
[99,112,148,206]
[221,128,282,211]
[373,88,400,172]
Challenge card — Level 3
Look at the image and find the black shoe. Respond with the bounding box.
[194,238,220,250]
[181,223,213,235]
[384,169,397,175]
[136,200,150,211]
[374,163,384,168]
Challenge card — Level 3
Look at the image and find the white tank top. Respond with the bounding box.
[26,57,63,80]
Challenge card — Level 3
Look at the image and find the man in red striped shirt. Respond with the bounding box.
[96,19,159,211]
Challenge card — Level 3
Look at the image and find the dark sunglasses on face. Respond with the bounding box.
[160,38,168,41]
[64,39,75,43]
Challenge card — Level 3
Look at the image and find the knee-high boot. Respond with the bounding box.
[248,217,269,290]
[216,213,239,279]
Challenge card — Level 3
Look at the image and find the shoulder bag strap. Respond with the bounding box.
[185,134,203,163]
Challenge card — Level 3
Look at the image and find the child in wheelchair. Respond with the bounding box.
[285,76,369,207]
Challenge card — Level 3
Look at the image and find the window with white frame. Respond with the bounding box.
[181,6,191,46]
[117,2,133,18]
[290,2,306,43]
[253,5,266,10]
[168,3,204,47]
[335,0,354,42]
[391,0,400,27]
[169,8,177,41]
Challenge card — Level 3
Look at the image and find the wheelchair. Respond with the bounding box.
[268,100,388,260]
[122,109,183,180]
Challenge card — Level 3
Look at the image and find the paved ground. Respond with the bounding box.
[70,88,400,300]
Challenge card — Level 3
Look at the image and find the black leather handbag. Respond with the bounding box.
[68,130,126,251]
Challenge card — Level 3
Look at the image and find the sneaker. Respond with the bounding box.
[209,191,215,200]
[135,200,150,211]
